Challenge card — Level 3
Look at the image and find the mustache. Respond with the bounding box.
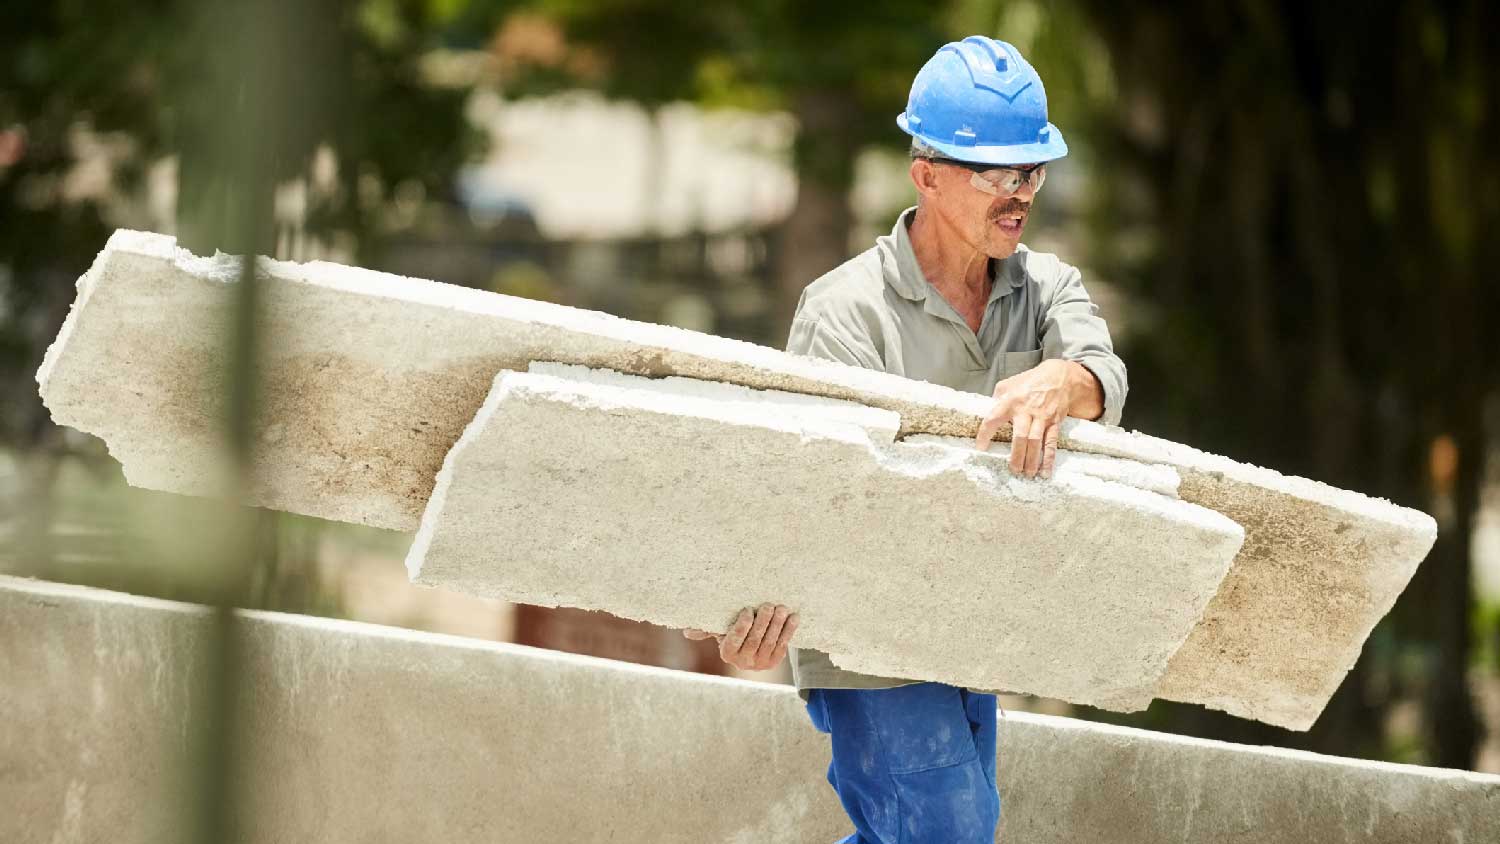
[988,199,1031,220]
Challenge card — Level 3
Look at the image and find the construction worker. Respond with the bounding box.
[687,35,1126,842]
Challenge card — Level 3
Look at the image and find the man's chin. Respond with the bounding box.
[986,222,1025,258]
[984,238,1022,260]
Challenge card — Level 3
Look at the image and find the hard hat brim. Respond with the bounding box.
[898,112,1068,166]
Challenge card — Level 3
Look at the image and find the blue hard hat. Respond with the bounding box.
[897,36,1067,166]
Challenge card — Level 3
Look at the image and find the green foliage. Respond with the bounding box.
[0,0,478,445]
[499,0,948,167]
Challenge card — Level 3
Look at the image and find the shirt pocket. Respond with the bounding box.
[998,348,1044,379]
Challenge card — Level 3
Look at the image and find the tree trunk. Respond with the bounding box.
[1428,415,1482,769]
[771,89,859,339]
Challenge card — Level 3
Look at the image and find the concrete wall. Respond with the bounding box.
[3,575,1496,843]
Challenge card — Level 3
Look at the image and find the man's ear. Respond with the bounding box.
[909,158,940,199]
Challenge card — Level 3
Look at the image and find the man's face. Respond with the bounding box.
[918,160,1043,260]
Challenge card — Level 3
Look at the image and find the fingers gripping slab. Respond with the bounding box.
[698,604,800,672]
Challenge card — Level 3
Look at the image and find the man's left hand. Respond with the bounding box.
[974,359,1103,479]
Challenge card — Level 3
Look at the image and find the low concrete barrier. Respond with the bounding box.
[3,575,1495,843]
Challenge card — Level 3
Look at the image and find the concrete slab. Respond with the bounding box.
[35,230,1438,728]
[1067,426,1440,729]
[35,229,1008,532]
[405,365,1242,711]
[4,576,1496,844]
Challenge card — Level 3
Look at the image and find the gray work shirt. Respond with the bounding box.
[784,205,1128,696]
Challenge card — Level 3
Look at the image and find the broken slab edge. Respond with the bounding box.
[1063,419,1438,540]
[408,365,1245,715]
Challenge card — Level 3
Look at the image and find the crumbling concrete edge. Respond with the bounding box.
[406,364,1242,712]
[1061,418,1438,539]
[36,230,1437,732]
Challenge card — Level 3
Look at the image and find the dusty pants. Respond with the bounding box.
[805,682,1000,844]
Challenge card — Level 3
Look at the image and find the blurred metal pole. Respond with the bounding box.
[173,1,302,840]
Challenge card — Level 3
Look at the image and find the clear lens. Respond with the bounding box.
[968,164,1046,197]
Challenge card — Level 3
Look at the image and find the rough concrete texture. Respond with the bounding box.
[997,710,1500,844]
[4,576,1498,844]
[36,230,1438,728]
[35,229,1005,532]
[0,576,844,844]
[1068,427,1441,729]
[406,364,1243,711]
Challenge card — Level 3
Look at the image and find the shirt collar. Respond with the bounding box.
[881,206,1026,306]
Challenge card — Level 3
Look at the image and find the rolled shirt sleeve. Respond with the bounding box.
[785,280,887,370]
[1040,264,1128,427]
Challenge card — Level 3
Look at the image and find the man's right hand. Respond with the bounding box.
[683,603,799,671]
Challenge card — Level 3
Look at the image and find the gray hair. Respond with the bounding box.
[909,138,944,160]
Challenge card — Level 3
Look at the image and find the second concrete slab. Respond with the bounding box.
[406,364,1244,711]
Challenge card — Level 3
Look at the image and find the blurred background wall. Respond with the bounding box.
[2,0,1498,773]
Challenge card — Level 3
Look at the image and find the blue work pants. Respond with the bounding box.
[805,682,1000,844]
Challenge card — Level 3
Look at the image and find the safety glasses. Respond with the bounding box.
[925,157,1047,197]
